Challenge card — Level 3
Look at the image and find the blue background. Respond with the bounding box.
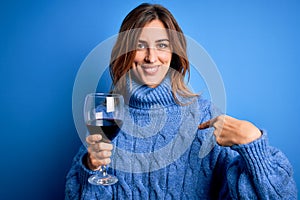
[0,0,299,199]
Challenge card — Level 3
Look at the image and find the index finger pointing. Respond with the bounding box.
[198,116,220,130]
[198,120,211,130]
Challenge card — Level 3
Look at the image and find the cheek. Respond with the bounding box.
[133,52,145,63]
[158,52,172,64]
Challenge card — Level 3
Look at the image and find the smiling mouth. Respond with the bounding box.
[141,65,159,74]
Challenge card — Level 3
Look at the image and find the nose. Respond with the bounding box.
[145,47,157,63]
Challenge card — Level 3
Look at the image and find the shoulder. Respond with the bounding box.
[196,97,211,112]
[195,97,222,120]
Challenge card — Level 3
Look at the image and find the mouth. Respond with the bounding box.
[141,65,159,75]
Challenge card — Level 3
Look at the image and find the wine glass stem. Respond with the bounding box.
[101,165,108,176]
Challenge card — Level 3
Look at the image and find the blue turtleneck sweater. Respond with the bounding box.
[65,78,297,199]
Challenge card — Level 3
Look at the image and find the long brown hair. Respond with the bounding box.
[110,3,198,103]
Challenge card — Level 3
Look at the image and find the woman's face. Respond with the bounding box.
[132,19,172,88]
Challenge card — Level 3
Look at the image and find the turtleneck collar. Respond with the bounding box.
[125,74,176,109]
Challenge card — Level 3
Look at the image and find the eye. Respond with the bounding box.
[157,43,169,49]
[137,42,147,50]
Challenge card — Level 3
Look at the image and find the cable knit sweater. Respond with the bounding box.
[65,77,297,199]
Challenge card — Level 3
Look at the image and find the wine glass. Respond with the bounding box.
[84,93,124,185]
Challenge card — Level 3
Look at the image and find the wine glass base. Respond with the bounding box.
[88,174,118,186]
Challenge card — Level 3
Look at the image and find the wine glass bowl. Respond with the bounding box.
[84,93,124,185]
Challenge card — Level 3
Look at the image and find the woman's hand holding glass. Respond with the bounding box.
[85,134,113,171]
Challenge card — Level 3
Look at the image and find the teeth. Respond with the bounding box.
[143,66,158,74]
[145,67,156,72]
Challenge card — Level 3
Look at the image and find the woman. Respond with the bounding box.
[66,3,297,199]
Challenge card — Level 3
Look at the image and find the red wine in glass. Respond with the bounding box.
[86,119,123,142]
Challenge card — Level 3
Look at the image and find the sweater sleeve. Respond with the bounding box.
[65,145,113,200]
[226,132,297,199]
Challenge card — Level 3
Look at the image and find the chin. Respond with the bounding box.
[145,78,166,87]
[145,83,159,88]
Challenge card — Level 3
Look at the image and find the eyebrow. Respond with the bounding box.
[138,39,170,43]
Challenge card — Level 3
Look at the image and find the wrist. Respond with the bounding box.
[237,122,262,144]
